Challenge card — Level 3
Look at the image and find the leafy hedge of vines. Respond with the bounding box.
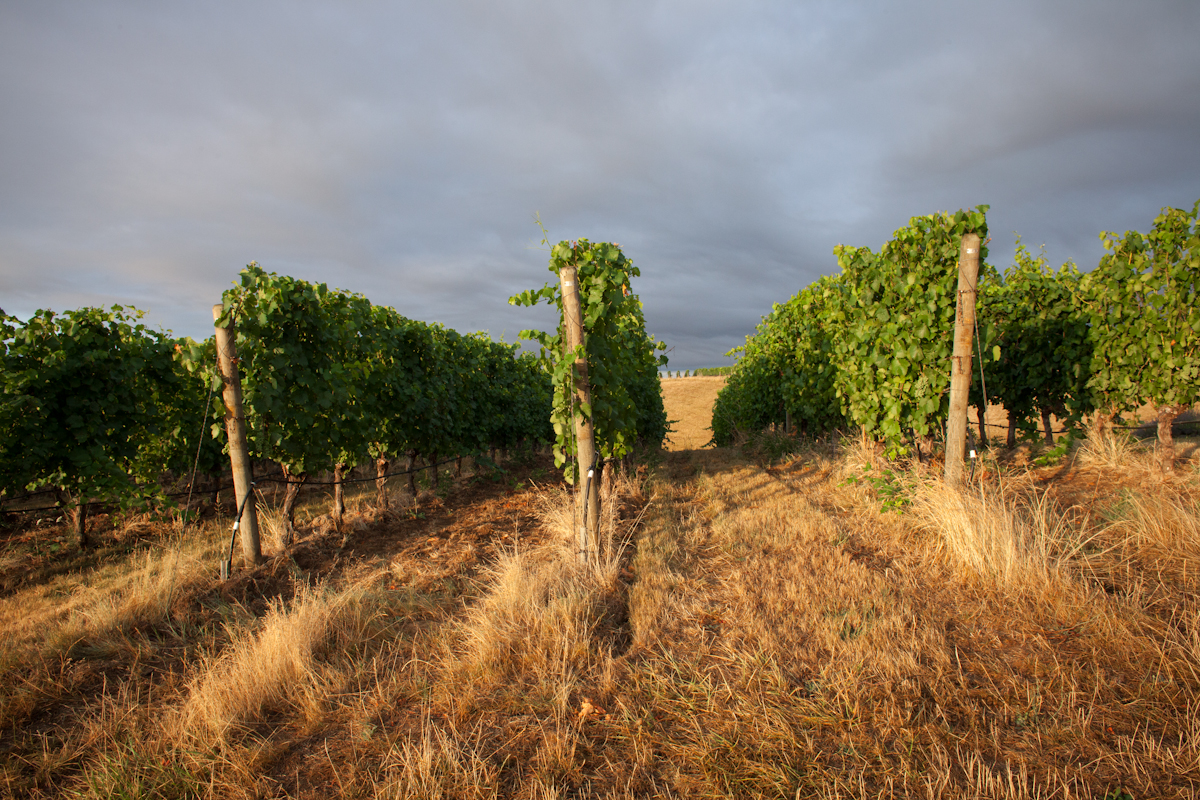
[714,200,1200,457]
[511,240,668,482]
[2,263,555,517]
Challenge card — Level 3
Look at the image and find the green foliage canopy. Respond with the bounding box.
[0,306,182,506]
[713,206,990,453]
[1084,200,1200,416]
[977,240,1092,437]
[511,240,668,481]
[711,275,845,445]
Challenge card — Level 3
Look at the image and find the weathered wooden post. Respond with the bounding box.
[1157,404,1185,474]
[212,304,264,565]
[558,263,599,564]
[406,452,417,496]
[944,234,982,486]
[375,456,390,509]
[332,462,346,531]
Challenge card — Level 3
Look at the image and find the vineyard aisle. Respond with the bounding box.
[660,375,726,450]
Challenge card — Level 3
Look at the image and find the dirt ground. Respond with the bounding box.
[660,375,725,451]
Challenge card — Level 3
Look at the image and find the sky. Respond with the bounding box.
[2,1,1198,370]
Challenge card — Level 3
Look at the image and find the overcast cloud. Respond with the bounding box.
[2,0,1198,368]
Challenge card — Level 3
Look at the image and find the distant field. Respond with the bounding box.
[660,375,725,450]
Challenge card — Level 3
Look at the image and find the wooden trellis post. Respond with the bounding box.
[558,264,599,564]
[212,304,264,565]
[944,234,981,486]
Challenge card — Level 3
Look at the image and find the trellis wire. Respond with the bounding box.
[180,374,216,533]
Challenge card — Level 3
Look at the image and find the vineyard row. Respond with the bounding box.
[713,200,1200,473]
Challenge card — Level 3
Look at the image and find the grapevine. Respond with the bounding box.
[714,206,991,455]
[976,240,1091,446]
[1083,200,1200,472]
[0,306,183,546]
[510,239,668,482]
[193,264,555,535]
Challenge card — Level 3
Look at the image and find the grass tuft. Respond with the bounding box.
[181,576,379,744]
[910,480,1065,588]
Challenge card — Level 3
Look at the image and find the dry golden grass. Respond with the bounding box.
[1,439,1198,797]
[181,576,379,743]
[620,444,1200,797]
[255,501,291,556]
[0,531,216,653]
[910,482,1066,587]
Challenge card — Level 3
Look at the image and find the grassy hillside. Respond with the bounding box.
[659,375,726,451]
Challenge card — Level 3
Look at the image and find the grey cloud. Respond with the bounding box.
[2,0,1198,368]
